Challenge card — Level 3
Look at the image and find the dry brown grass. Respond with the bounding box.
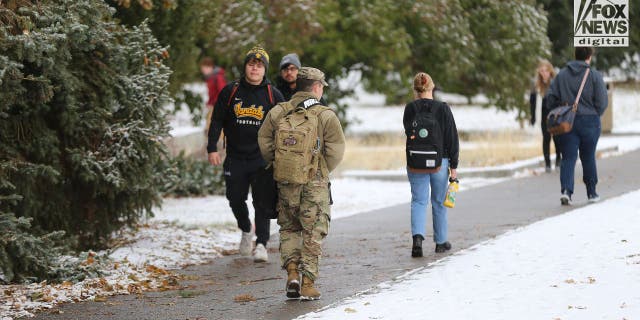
[336,130,553,172]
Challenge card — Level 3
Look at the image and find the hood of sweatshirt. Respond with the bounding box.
[566,60,590,75]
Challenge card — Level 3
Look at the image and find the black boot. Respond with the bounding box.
[544,156,551,172]
[435,241,452,253]
[411,235,424,257]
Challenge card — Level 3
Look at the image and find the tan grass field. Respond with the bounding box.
[336,130,552,173]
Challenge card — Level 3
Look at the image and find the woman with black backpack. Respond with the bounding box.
[403,72,459,257]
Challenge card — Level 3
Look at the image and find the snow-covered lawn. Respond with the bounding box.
[346,104,526,134]
[344,88,639,135]
[298,189,640,320]
[611,88,640,134]
[170,83,639,137]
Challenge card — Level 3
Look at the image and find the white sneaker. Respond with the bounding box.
[253,243,268,263]
[560,193,572,206]
[239,232,253,256]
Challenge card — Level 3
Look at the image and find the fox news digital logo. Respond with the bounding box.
[574,0,629,47]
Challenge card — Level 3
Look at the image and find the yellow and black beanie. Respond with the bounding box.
[244,45,270,71]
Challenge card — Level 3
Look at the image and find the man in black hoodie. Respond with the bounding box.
[207,46,285,262]
[547,47,608,205]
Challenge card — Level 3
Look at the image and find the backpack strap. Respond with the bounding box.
[296,98,323,110]
[267,84,274,105]
[226,81,240,107]
[572,68,591,112]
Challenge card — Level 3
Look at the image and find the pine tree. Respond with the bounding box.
[403,0,477,101]
[108,0,218,125]
[455,0,551,120]
[0,162,65,283]
[0,0,171,264]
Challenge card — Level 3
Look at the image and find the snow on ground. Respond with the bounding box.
[170,82,638,137]
[109,222,238,269]
[298,189,640,320]
[0,255,183,319]
[345,88,639,135]
[5,133,640,319]
[611,88,640,134]
[152,176,506,231]
[345,104,525,135]
[599,135,640,154]
[167,83,209,138]
[337,71,490,108]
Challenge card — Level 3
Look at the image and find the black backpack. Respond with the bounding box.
[406,100,443,172]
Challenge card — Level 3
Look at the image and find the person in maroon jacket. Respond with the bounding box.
[200,57,227,133]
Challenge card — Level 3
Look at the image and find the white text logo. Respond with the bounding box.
[574,0,629,47]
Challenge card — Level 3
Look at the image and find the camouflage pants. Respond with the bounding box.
[277,181,330,281]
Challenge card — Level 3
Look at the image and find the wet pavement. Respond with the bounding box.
[33,149,640,320]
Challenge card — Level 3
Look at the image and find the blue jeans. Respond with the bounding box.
[557,115,601,196]
[407,158,450,244]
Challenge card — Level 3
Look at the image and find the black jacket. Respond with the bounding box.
[403,99,459,169]
[207,77,285,159]
[275,76,296,101]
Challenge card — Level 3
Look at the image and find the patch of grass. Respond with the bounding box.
[337,129,551,172]
[461,130,547,167]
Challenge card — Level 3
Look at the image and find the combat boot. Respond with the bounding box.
[411,234,424,257]
[285,262,300,298]
[300,275,321,301]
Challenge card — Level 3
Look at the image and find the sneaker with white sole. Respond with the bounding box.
[588,193,600,203]
[560,192,572,206]
[239,232,253,256]
[253,243,268,262]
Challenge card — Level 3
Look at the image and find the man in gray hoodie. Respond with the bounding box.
[546,47,608,205]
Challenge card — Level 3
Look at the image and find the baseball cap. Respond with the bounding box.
[298,67,328,86]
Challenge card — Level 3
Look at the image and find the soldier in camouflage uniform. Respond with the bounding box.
[258,67,345,300]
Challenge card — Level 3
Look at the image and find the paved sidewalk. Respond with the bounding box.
[35,150,640,320]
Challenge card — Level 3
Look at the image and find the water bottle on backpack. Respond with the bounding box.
[444,177,459,208]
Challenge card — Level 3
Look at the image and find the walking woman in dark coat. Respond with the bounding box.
[530,59,561,172]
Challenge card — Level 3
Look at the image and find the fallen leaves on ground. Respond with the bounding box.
[221,249,238,256]
[0,221,238,318]
[233,294,256,303]
[0,262,182,319]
